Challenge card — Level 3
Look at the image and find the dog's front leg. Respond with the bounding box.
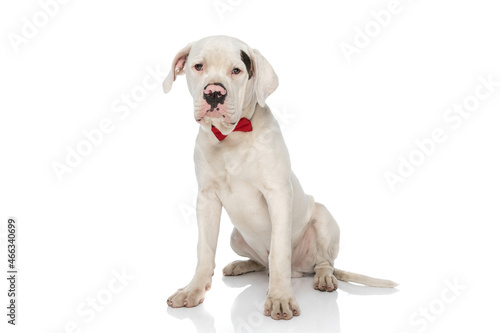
[263,183,300,320]
[167,189,222,308]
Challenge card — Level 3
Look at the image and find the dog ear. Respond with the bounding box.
[249,49,279,107]
[163,43,192,94]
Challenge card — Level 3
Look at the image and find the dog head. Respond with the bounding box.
[163,35,278,135]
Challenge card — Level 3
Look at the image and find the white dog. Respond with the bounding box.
[163,35,396,320]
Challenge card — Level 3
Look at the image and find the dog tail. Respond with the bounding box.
[333,268,398,288]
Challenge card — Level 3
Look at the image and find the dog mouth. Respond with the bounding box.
[194,99,237,125]
[196,115,237,126]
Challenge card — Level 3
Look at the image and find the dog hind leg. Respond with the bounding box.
[311,203,341,292]
[223,228,267,276]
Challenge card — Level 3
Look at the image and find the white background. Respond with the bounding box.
[1,0,500,332]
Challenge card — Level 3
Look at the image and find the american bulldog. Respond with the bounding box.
[163,35,397,320]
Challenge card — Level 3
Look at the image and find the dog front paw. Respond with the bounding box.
[264,292,300,320]
[167,282,210,308]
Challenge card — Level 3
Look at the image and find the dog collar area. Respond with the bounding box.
[211,118,253,141]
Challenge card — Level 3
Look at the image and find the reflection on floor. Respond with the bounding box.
[167,271,398,332]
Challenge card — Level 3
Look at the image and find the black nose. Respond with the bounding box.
[203,83,227,110]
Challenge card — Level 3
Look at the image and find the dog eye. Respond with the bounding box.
[194,64,203,71]
[232,68,241,75]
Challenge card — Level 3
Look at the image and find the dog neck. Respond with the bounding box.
[199,100,260,142]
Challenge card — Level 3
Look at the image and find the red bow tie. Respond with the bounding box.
[211,118,253,141]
